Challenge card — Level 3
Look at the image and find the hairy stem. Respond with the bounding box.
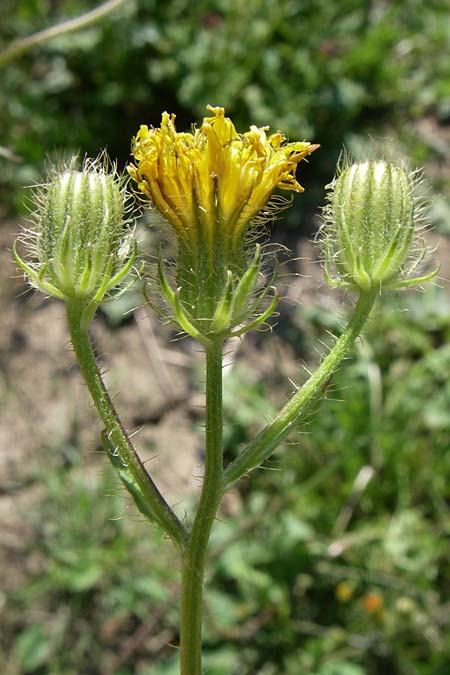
[223,290,378,489]
[66,301,188,547]
[180,339,224,675]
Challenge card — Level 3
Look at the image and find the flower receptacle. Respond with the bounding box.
[156,243,279,343]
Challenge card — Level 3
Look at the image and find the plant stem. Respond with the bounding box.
[66,301,188,547]
[0,0,127,67]
[180,339,224,675]
[223,290,378,489]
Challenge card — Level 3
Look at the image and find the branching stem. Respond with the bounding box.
[69,290,376,674]
[66,301,188,548]
[223,290,378,489]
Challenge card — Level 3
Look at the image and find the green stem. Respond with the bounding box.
[66,301,187,547]
[0,0,126,67]
[180,339,224,675]
[223,290,378,489]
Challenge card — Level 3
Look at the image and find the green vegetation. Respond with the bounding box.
[1,0,450,212]
[1,1,450,673]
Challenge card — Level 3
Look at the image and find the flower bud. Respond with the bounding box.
[14,157,136,315]
[322,159,438,292]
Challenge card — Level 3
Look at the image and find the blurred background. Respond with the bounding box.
[1,1,450,674]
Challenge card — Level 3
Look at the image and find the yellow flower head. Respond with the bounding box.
[128,107,318,340]
[128,105,319,244]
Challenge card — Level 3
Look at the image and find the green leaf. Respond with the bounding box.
[314,662,366,675]
[101,431,157,524]
[14,624,58,673]
[52,559,103,592]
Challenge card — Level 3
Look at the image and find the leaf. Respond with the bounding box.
[314,662,366,675]
[14,624,58,673]
[101,432,158,525]
[52,559,103,592]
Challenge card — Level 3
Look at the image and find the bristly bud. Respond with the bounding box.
[14,156,137,326]
[321,158,439,293]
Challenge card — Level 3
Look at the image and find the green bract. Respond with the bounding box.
[322,159,439,292]
[156,243,279,346]
[14,157,136,326]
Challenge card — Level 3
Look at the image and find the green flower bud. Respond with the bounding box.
[321,159,438,292]
[14,156,136,321]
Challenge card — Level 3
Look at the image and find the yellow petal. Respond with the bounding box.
[128,107,319,244]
